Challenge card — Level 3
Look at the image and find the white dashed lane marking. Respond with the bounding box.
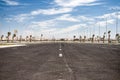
[58,79,65,80]
[59,48,62,51]
[58,43,74,80]
[59,53,63,57]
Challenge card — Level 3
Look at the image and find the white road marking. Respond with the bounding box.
[59,53,63,57]
[0,44,25,48]
[58,79,65,80]
[59,48,62,51]
[58,43,73,80]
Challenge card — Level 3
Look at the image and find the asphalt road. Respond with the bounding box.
[0,42,120,80]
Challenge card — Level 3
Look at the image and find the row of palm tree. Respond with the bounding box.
[25,34,43,42]
[0,31,17,43]
[0,30,120,43]
[1,35,4,41]
[73,30,120,43]
[7,32,11,43]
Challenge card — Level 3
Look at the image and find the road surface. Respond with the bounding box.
[0,42,120,80]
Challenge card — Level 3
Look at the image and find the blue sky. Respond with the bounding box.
[0,0,120,39]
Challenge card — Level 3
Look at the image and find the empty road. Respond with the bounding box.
[0,42,120,80]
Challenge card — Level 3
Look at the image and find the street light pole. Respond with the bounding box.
[99,22,100,38]
[9,26,10,32]
[106,17,108,40]
[116,11,118,35]
[111,8,120,41]
[90,26,91,38]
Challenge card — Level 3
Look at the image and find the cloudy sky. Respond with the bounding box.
[0,0,120,39]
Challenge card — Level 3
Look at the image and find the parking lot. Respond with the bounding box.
[0,42,120,80]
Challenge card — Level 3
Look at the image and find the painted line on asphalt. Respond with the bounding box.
[0,44,26,48]
[59,48,62,51]
[59,53,63,57]
[59,43,74,80]
[59,43,72,72]
[58,79,65,80]
[59,43,63,57]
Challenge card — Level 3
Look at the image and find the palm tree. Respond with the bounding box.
[73,35,76,41]
[84,36,86,42]
[30,35,32,42]
[7,32,11,43]
[108,30,111,43]
[97,36,99,43]
[1,35,4,41]
[19,35,22,42]
[79,35,82,42]
[116,34,119,43]
[26,36,29,42]
[12,34,16,43]
[14,30,18,41]
[103,32,106,43]
[91,34,95,43]
[40,34,43,41]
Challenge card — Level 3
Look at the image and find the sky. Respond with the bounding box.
[0,0,120,39]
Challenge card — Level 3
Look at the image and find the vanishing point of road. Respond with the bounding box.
[0,42,120,80]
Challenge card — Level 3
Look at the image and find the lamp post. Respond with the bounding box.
[99,23,100,38]
[105,17,108,41]
[111,8,120,42]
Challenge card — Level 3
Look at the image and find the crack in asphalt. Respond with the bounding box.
[59,43,75,80]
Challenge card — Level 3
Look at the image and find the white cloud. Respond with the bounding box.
[41,28,57,33]
[94,12,119,28]
[29,20,56,29]
[18,11,118,39]
[31,7,73,15]
[57,24,86,34]
[78,16,94,22]
[96,19,115,27]
[56,14,95,22]
[6,14,34,22]
[96,12,120,19]
[54,0,98,8]
[5,0,100,22]
[23,30,34,37]
[27,14,94,31]
[25,23,86,39]
[83,2,103,6]
[15,14,34,22]
[6,7,73,22]
[2,0,19,6]
[56,14,79,22]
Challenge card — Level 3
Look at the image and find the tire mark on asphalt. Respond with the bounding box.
[65,43,120,80]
